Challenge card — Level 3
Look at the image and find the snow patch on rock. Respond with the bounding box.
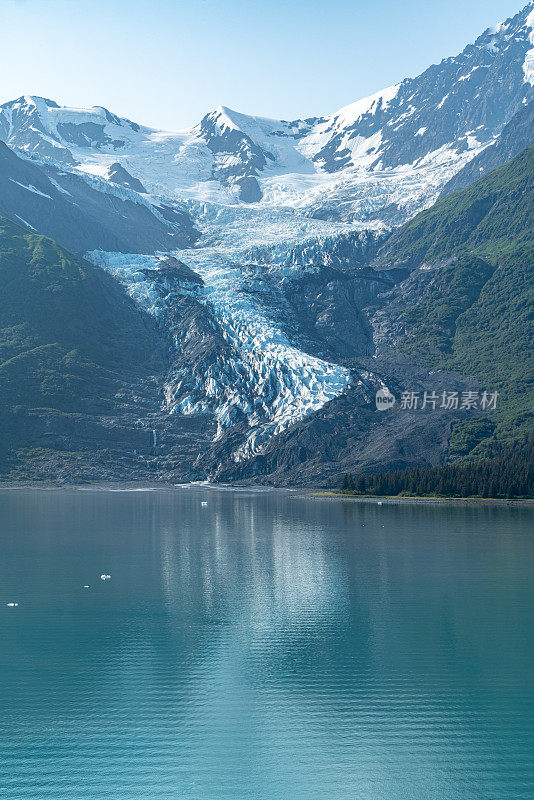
[523,8,534,86]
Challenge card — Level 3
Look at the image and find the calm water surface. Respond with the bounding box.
[0,489,533,800]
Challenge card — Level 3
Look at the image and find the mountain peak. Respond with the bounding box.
[210,105,242,132]
[333,84,401,128]
[1,95,60,111]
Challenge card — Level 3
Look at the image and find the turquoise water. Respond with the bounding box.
[0,489,533,800]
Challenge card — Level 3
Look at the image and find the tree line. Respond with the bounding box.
[339,436,534,499]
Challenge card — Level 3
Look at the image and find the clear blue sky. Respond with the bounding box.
[0,0,526,129]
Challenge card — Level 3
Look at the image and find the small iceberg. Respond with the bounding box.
[100,574,111,581]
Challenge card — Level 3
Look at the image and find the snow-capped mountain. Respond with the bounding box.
[304,9,534,172]
[2,4,534,215]
[441,98,534,194]
[0,97,141,165]
[0,2,533,478]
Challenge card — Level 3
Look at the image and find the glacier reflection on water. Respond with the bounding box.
[0,489,533,800]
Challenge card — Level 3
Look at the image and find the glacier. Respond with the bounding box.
[88,244,352,462]
[2,1,534,464]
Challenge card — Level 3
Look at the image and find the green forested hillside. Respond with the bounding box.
[339,435,534,499]
[380,143,534,265]
[0,216,165,474]
[377,144,534,461]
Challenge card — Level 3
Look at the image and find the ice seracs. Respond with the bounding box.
[89,244,352,461]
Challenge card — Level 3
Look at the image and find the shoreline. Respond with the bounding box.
[0,482,532,505]
[310,492,534,506]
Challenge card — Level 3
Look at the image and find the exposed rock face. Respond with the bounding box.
[212,361,476,487]
[0,97,78,164]
[0,142,198,254]
[140,256,204,287]
[107,162,146,193]
[235,176,262,203]
[440,99,534,195]
[282,266,393,360]
[197,107,275,201]
[1,5,532,229]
